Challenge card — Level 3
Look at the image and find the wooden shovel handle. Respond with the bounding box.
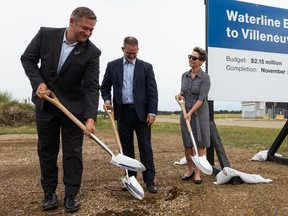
[41,92,86,131]
[175,95,193,134]
[175,95,199,156]
[103,104,123,153]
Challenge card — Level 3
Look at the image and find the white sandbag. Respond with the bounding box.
[250,150,268,161]
[173,156,187,165]
[213,167,238,185]
[250,150,282,161]
[214,167,272,185]
[234,169,272,183]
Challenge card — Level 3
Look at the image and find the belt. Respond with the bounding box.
[121,104,135,108]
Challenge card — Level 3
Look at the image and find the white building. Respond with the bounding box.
[241,101,265,119]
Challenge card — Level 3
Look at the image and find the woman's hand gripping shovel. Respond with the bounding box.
[41,92,146,172]
[104,105,145,200]
[175,95,213,175]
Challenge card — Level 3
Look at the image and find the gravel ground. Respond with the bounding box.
[0,118,287,215]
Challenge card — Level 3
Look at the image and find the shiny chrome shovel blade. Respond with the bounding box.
[189,132,213,175]
[191,155,213,175]
[90,134,145,172]
[198,155,213,175]
[114,153,146,172]
[121,176,144,200]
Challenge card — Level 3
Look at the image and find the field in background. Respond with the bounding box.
[213,113,241,118]
[1,115,287,156]
[1,114,288,215]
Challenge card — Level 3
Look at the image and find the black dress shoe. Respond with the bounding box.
[147,182,158,193]
[42,193,58,211]
[64,196,80,212]
[181,172,194,181]
[193,178,202,184]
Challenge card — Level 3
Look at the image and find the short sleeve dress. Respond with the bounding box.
[180,69,211,148]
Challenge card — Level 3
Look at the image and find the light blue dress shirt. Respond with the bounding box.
[57,30,78,73]
[122,58,136,104]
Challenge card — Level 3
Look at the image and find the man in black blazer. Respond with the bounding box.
[21,7,101,212]
[101,36,158,193]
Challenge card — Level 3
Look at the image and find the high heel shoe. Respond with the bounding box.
[181,172,195,181]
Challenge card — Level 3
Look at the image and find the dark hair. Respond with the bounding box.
[193,47,207,62]
[71,7,97,22]
[123,36,138,46]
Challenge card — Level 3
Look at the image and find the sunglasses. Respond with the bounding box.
[188,55,200,61]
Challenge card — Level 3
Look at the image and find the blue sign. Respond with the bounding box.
[208,0,288,54]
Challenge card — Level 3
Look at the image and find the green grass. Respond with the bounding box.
[0,125,37,135]
[158,113,242,119]
[153,122,181,134]
[218,125,288,156]
[213,113,242,118]
[217,126,284,147]
[157,114,179,119]
[100,117,182,135]
[1,116,287,154]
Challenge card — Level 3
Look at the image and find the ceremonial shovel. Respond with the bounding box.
[175,95,213,175]
[41,92,146,172]
[104,105,145,200]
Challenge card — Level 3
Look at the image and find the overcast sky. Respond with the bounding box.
[1,0,287,111]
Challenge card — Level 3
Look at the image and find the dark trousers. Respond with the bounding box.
[36,103,84,197]
[117,105,155,184]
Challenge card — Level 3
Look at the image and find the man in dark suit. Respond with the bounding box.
[101,36,158,193]
[20,7,101,212]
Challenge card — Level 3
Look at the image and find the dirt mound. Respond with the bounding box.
[0,107,34,126]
